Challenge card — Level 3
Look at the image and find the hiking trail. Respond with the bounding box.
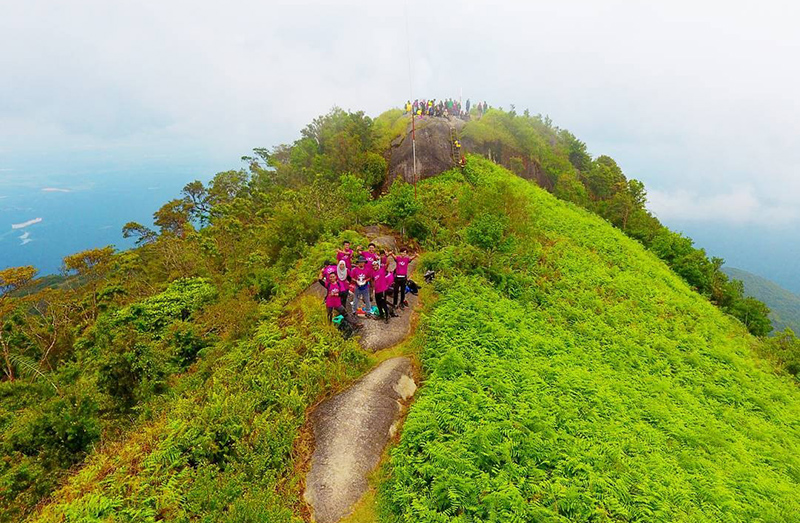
[301,228,420,523]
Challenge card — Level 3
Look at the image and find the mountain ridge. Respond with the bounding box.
[2,106,798,522]
[723,266,800,335]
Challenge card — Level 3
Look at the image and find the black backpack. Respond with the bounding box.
[337,318,356,339]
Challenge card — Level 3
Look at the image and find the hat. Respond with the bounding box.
[357,256,366,263]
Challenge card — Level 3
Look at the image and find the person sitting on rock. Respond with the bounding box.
[350,256,373,317]
[325,272,360,329]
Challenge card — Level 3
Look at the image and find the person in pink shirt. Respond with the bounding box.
[359,243,378,265]
[374,266,395,324]
[318,260,337,288]
[349,256,373,317]
[337,241,354,269]
[336,260,350,308]
[368,259,381,305]
[325,273,360,329]
[390,247,418,309]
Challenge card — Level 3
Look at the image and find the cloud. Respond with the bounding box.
[19,231,32,245]
[11,217,43,229]
[41,187,71,193]
[648,187,798,226]
[1,0,800,234]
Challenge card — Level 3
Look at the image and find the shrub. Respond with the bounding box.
[465,213,509,250]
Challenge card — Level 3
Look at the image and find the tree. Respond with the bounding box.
[336,174,371,222]
[20,287,76,372]
[181,180,211,225]
[560,130,592,172]
[122,221,157,245]
[0,266,37,297]
[0,266,37,380]
[729,296,773,337]
[384,181,422,235]
[360,152,388,191]
[583,156,626,200]
[208,170,248,208]
[63,247,115,320]
[628,179,647,208]
[154,199,193,237]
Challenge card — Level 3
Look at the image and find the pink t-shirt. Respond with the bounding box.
[375,271,394,294]
[337,249,354,268]
[362,251,377,264]
[323,265,337,277]
[325,280,347,308]
[350,266,371,288]
[394,256,411,276]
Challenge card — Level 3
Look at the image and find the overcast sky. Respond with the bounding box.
[2,1,799,283]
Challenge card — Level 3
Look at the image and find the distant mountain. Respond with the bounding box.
[723,267,800,335]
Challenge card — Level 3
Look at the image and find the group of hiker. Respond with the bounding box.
[318,241,418,330]
[404,98,488,119]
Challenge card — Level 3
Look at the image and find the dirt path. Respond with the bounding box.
[303,357,416,523]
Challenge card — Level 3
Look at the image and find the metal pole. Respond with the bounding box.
[405,0,417,199]
[412,113,417,198]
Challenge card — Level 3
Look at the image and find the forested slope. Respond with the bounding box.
[378,159,800,522]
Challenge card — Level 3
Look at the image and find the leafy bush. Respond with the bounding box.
[6,394,100,468]
[465,213,509,250]
[113,278,216,334]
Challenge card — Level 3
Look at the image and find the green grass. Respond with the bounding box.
[378,159,800,522]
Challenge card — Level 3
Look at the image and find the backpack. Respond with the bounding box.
[337,317,356,339]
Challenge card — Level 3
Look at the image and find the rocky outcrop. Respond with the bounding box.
[385,114,554,192]
[385,116,466,189]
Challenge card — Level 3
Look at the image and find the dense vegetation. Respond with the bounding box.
[723,266,800,336]
[461,108,772,336]
[0,105,796,521]
[379,159,800,521]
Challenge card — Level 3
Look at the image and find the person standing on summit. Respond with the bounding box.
[466,99,471,114]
